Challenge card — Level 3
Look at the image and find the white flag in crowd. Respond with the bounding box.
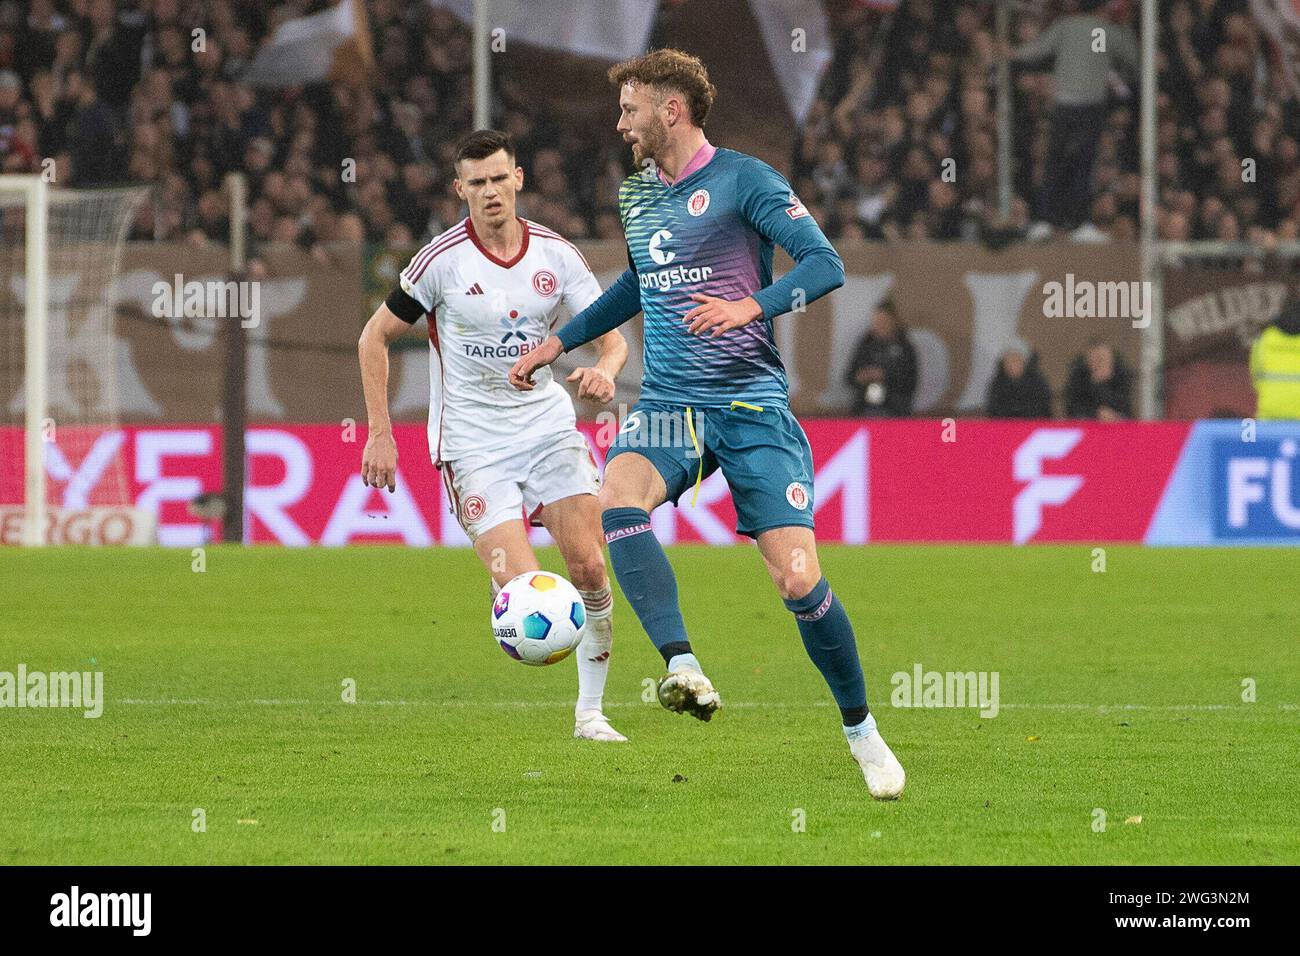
[241,0,373,88]
[429,0,832,125]
[427,0,659,61]
[748,0,833,126]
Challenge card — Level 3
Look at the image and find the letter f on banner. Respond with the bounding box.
[1012,429,1084,544]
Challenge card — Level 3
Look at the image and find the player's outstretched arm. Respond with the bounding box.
[509,266,641,391]
[357,302,411,492]
[566,329,627,403]
[556,266,642,352]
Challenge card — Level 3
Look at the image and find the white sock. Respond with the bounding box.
[667,652,703,674]
[575,585,613,713]
[844,711,878,743]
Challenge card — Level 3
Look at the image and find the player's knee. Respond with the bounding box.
[774,567,822,602]
[566,551,606,592]
[598,482,645,513]
[599,455,665,514]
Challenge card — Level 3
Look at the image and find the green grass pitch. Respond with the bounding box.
[1,544,1296,865]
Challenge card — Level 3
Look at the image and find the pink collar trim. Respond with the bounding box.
[659,141,716,186]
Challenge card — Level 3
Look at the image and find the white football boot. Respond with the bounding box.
[850,729,905,800]
[656,668,722,721]
[574,709,627,742]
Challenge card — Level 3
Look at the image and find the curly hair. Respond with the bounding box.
[607,48,718,128]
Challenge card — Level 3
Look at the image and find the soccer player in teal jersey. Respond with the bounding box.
[510,50,904,798]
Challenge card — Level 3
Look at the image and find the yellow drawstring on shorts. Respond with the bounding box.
[686,406,702,506]
[684,402,765,506]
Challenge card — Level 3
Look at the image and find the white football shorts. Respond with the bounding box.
[439,429,600,541]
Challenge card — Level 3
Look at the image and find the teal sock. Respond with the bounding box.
[784,577,869,725]
[602,507,691,658]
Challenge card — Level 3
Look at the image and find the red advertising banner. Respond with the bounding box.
[1,420,1196,546]
[864,420,1188,542]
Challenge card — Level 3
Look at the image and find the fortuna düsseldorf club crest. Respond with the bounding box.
[462,494,487,522]
[687,189,710,216]
[532,270,557,296]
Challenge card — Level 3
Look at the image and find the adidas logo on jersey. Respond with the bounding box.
[465,283,484,295]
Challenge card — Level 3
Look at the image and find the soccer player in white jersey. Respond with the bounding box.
[357,130,630,742]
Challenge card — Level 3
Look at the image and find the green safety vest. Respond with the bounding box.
[1250,326,1300,421]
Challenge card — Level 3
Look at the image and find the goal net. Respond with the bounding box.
[0,177,150,545]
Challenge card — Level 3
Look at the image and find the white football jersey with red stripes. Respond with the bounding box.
[398,216,603,464]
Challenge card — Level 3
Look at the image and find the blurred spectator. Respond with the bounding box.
[67,70,123,185]
[0,69,35,171]
[1010,0,1138,234]
[1064,339,1133,420]
[845,300,918,416]
[986,345,1053,418]
[1249,301,1300,420]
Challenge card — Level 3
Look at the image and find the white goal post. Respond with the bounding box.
[1,176,151,547]
[0,175,48,547]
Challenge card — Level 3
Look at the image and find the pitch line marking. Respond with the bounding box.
[113,699,1298,711]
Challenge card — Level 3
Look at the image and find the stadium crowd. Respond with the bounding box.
[801,0,1300,244]
[1,0,1296,249]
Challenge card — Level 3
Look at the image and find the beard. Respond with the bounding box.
[630,115,668,169]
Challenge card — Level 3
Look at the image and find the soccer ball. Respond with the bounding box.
[491,571,587,666]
